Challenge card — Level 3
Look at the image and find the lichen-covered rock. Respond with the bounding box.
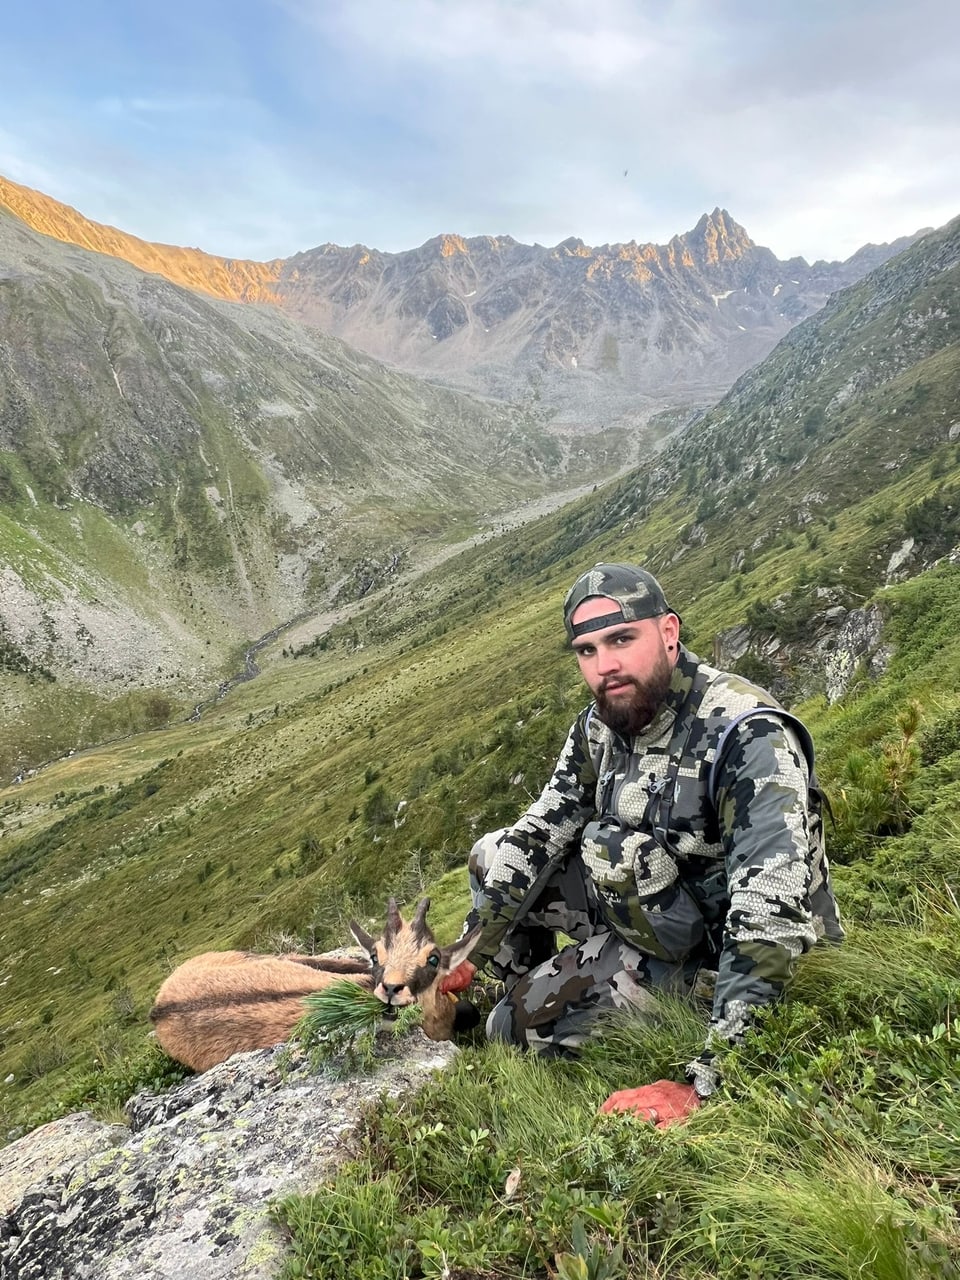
[0,1112,128,1218]
[821,603,890,703]
[0,1032,458,1280]
[715,601,891,707]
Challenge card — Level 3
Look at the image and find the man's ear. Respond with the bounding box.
[660,612,681,651]
[440,926,481,970]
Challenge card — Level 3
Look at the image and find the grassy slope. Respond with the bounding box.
[1,219,960,1275]
[4,471,959,1276]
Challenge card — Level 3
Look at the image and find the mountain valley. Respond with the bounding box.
[1,180,960,1277]
[0,176,932,780]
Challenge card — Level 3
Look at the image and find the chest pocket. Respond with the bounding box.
[580,815,707,963]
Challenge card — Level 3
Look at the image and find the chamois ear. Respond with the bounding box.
[349,920,376,954]
[440,925,482,972]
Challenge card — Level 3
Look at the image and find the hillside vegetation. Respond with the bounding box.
[1,204,628,776]
[1,216,959,1276]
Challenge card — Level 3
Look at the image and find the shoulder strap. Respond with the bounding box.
[706,707,816,812]
[649,666,713,849]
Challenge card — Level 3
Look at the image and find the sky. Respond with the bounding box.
[1,0,958,264]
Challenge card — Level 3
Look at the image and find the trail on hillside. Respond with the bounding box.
[196,474,615,715]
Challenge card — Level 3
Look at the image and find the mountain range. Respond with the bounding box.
[0,174,925,426]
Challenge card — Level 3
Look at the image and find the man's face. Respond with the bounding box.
[569,596,679,735]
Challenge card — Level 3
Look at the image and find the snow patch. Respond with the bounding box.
[710,290,735,306]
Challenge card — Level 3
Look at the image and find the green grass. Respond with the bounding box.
[275,922,960,1279]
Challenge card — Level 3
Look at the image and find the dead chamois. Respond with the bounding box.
[149,897,480,1071]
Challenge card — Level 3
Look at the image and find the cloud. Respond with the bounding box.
[0,0,958,260]
[271,0,960,257]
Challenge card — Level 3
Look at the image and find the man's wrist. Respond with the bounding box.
[685,1056,721,1100]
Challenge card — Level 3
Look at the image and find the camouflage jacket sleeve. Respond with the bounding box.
[686,716,817,1098]
[466,717,597,965]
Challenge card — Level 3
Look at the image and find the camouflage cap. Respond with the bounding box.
[562,563,680,640]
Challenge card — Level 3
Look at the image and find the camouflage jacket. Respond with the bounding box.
[468,645,843,1091]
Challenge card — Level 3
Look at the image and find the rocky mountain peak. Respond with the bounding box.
[555,235,591,257]
[434,233,470,257]
[681,207,755,265]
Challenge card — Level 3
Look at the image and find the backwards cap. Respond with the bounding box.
[563,563,680,641]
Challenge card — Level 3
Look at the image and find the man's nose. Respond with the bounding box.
[596,646,621,675]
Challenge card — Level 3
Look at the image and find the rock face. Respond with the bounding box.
[820,604,891,704]
[0,174,926,429]
[715,602,892,706]
[0,1034,457,1280]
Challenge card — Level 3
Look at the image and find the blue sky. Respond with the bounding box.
[2,0,958,262]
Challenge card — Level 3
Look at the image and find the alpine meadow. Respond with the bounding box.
[1,183,959,1279]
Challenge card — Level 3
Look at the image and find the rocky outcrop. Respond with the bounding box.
[0,1033,457,1280]
[716,601,892,705]
[819,604,891,703]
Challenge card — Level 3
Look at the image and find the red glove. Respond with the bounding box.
[439,959,477,995]
[599,1080,700,1129]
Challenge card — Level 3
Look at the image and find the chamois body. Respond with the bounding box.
[150,899,478,1072]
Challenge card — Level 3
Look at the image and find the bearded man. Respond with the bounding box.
[442,563,843,1126]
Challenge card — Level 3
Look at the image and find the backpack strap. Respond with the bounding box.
[649,667,713,851]
[706,707,816,813]
[577,670,714,847]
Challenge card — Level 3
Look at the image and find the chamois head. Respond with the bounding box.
[350,896,480,1039]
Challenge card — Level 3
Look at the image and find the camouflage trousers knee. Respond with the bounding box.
[469,831,702,1057]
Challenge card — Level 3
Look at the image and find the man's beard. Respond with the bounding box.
[595,651,673,736]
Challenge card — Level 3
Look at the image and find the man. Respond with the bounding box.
[442,563,842,1126]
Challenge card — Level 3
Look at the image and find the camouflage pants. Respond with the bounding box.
[470,831,706,1056]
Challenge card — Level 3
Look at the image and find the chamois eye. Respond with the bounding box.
[369,952,378,965]
[426,952,441,968]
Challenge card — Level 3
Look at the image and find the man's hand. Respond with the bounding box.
[439,959,477,995]
[599,1080,700,1129]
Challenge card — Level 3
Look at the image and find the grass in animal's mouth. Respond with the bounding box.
[296,980,386,1043]
[293,980,426,1062]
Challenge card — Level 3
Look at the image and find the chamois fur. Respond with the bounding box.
[150,897,479,1072]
